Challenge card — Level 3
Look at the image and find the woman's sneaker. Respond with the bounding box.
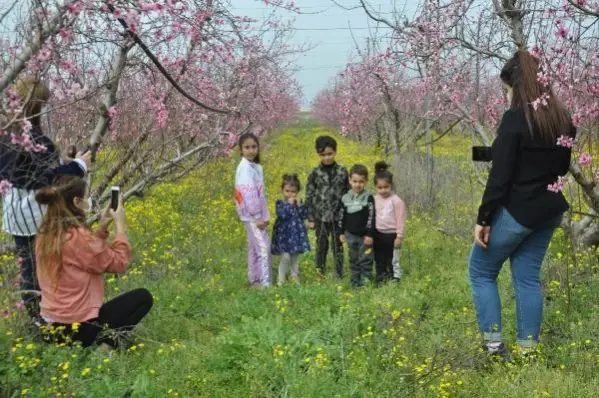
[486,342,511,362]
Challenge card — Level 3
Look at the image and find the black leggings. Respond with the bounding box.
[374,231,396,282]
[43,288,153,348]
[14,235,40,320]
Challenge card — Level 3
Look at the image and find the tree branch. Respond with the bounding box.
[0,0,18,25]
[492,0,526,49]
[88,39,134,160]
[106,4,229,115]
[88,142,214,224]
[0,0,77,93]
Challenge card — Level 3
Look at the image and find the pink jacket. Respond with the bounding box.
[235,157,270,222]
[36,228,131,324]
[374,194,407,237]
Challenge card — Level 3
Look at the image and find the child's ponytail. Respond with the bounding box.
[374,161,394,185]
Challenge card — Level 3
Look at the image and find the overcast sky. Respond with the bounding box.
[229,1,398,110]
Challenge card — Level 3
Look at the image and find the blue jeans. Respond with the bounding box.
[468,208,561,347]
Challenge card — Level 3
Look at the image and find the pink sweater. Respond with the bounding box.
[36,228,132,324]
[374,194,407,237]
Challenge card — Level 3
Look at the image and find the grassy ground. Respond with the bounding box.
[2,128,599,397]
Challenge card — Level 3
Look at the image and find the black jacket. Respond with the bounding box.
[338,191,376,237]
[0,125,85,189]
[477,107,576,229]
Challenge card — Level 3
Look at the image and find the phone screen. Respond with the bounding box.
[110,188,119,210]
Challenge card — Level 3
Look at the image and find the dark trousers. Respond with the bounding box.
[374,231,396,282]
[346,232,373,286]
[43,288,153,348]
[14,235,40,320]
[315,221,344,277]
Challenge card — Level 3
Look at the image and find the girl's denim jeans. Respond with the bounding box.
[468,207,561,348]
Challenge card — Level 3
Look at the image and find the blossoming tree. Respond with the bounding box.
[317,0,599,246]
[0,0,301,210]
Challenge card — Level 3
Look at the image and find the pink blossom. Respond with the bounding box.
[548,176,568,193]
[557,135,575,148]
[578,152,592,166]
[555,23,568,39]
[21,119,32,134]
[66,2,85,16]
[571,112,582,127]
[531,93,549,110]
[227,133,238,149]
[14,300,24,311]
[0,180,13,196]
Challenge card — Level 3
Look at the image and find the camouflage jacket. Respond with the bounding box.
[305,163,349,223]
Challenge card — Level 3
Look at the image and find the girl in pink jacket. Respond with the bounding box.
[373,161,407,283]
[235,133,272,287]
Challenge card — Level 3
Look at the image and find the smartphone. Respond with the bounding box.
[110,186,120,211]
[472,146,493,162]
[66,145,77,159]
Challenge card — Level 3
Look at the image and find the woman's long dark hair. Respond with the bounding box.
[500,51,571,143]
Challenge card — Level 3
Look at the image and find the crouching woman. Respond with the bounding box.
[35,175,152,349]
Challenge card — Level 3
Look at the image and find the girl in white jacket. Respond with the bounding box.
[234,133,272,287]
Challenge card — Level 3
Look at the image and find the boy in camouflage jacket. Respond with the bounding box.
[305,136,349,277]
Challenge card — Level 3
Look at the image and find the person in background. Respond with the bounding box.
[235,133,272,288]
[339,164,376,287]
[305,135,349,278]
[469,50,576,359]
[271,173,310,285]
[0,77,91,325]
[35,175,152,349]
[373,161,406,284]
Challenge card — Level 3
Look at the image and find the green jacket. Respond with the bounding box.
[305,163,349,223]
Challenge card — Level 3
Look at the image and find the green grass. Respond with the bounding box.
[2,128,599,397]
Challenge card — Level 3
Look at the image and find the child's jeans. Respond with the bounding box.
[468,207,561,348]
[278,253,300,285]
[244,222,272,286]
[346,232,373,286]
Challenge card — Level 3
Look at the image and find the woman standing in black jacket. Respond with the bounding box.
[1,78,91,324]
[469,51,576,357]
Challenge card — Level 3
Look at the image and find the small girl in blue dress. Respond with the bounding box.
[271,174,310,285]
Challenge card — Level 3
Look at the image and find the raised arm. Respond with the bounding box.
[70,228,132,275]
[276,200,295,220]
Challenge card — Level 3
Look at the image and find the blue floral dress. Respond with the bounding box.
[271,200,311,254]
